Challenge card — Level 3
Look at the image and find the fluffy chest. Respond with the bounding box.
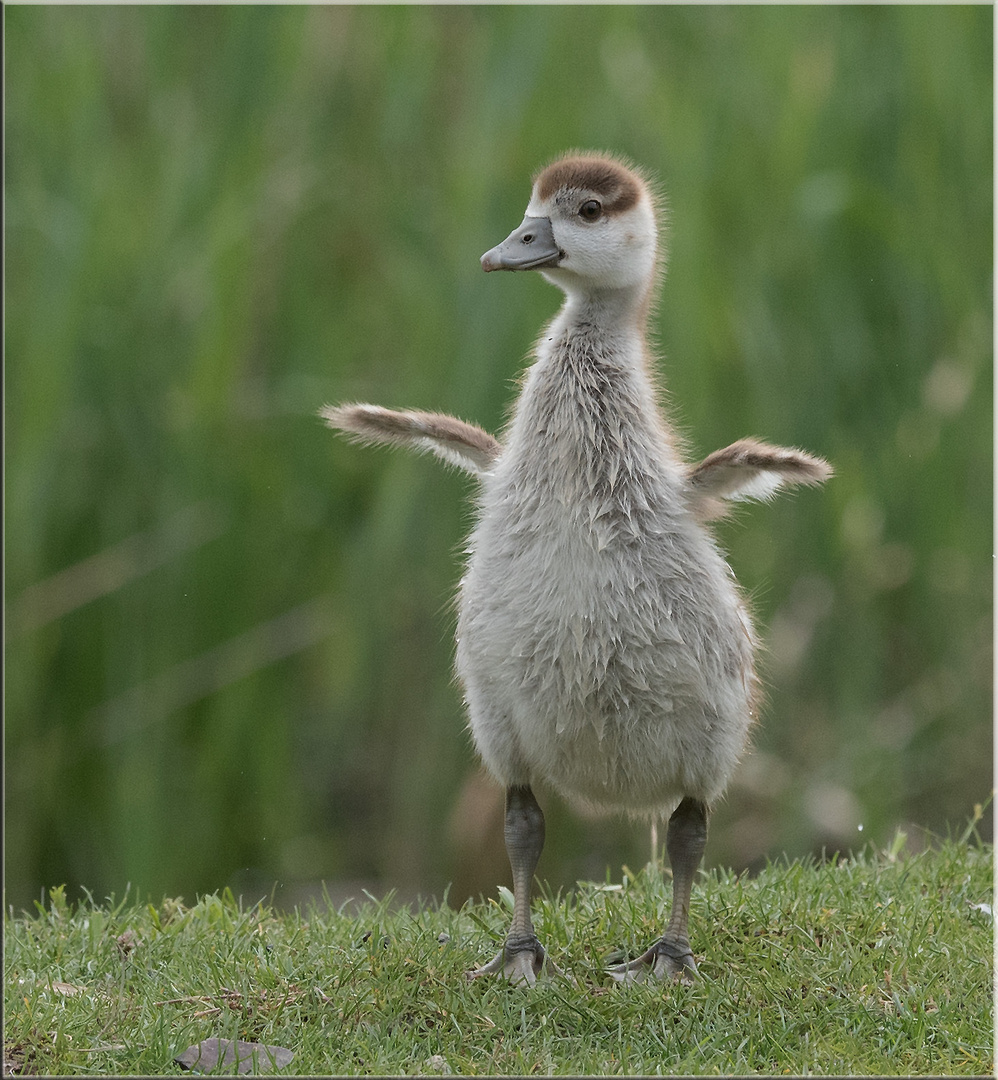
[458,326,753,714]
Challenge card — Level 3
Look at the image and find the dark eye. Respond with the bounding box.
[578,199,602,222]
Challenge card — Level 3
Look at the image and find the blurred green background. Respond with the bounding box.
[6,5,992,915]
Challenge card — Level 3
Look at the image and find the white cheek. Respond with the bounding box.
[559,228,605,269]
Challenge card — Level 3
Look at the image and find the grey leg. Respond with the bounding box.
[466,785,567,984]
[607,797,708,984]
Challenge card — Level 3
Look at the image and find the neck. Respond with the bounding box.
[556,282,654,337]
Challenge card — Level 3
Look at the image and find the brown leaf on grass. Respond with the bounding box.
[174,1037,293,1074]
[116,930,141,958]
[4,1043,29,1076]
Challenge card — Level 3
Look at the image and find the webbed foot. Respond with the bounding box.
[466,934,568,986]
[606,936,697,984]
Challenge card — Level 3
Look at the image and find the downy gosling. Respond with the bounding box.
[322,152,831,986]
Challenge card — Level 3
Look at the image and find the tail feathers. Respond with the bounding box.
[321,403,501,475]
[688,438,832,519]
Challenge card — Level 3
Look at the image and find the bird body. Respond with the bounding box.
[457,301,756,818]
[323,152,830,984]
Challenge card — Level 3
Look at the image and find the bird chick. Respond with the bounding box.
[323,152,831,986]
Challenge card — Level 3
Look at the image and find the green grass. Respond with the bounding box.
[5,835,992,1076]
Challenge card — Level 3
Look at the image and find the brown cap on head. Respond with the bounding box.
[534,154,643,215]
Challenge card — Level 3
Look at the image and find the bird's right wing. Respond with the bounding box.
[321,403,501,475]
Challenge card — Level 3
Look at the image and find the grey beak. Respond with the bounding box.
[481,216,561,272]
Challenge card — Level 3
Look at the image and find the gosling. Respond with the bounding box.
[322,152,831,985]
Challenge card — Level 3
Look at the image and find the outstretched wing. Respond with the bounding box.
[321,403,501,475]
[687,438,831,518]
